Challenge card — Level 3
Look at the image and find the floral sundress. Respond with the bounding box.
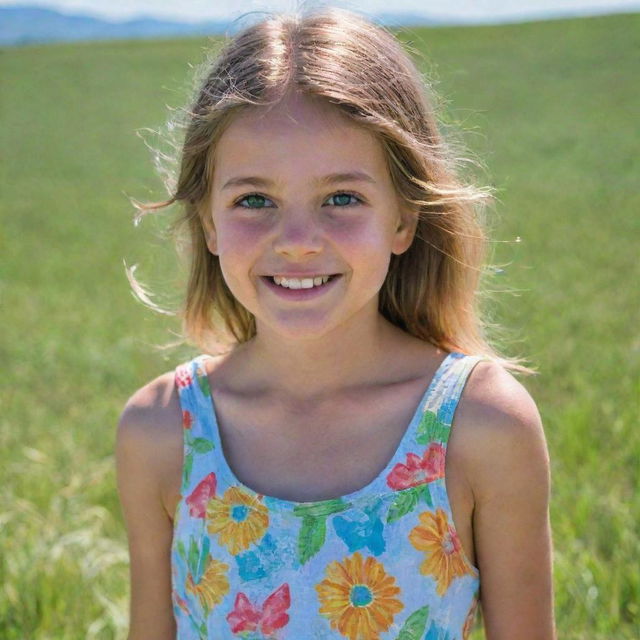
[171,351,488,639]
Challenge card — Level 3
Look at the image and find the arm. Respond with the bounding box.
[465,362,557,640]
[115,374,180,640]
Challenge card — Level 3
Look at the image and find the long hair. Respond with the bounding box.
[129,6,536,375]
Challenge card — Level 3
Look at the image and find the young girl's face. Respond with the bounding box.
[202,92,417,341]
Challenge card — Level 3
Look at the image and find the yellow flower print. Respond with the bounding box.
[206,486,269,555]
[185,555,230,615]
[409,508,476,596]
[315,551,404,640]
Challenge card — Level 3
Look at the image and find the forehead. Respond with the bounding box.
[211,93,388,180]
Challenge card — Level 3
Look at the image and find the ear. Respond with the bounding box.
[391,206,419,256]
[201,212,218,256]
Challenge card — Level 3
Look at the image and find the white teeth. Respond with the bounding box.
[272,275,332,289]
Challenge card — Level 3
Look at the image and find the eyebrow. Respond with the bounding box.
[220,171,377,191]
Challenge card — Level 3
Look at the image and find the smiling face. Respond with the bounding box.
[201,92,417,342]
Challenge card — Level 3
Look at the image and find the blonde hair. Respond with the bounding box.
[129,6,536,375]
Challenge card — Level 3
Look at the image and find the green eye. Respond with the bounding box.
[237,194,273,208]
[327,193,360,207]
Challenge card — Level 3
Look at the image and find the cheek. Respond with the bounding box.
[330,218,395,269]
[213,221,266,293]
[215,218,269,256]
[324,232,392,297]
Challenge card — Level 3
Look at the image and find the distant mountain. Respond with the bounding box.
[3,4,639,46]
[0,5,463,47]
[0,6,230,46]
[374,12,460,27]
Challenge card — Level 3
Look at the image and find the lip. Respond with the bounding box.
[260,274,342,300]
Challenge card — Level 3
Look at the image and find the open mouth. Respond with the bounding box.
[263,274,340,288]
[260,274,342,294]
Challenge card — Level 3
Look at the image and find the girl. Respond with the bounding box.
[116,7,556,640]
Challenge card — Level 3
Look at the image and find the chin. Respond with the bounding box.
[256,315,343,342]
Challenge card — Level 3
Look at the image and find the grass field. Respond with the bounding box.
[1,11,639,639]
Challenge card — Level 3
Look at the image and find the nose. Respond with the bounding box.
[272,212,323,258]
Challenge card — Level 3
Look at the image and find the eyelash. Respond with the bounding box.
[232,191,364,209]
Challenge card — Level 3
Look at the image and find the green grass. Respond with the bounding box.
[1,13,639,639]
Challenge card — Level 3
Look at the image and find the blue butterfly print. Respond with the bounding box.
[333,498,386,556]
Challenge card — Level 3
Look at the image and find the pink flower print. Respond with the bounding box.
[386,443,446,490]
[185,472,217,518]
[175,365,193,388]
[226,583,291,635]
[182,410,193,430]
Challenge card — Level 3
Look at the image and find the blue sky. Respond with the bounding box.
[2,0,639,23]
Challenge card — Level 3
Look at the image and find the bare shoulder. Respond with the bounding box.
[454,360,551,502]
[455,360,556,638]
[462,359,544,429]
[116,355,229,518]
[116,367,185,517]
[118,352,228,426]
[117,368,182,453]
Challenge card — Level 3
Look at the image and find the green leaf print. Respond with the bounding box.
[187,537,200,577]
[191,437,214,454]
[431,419,450,443]
[194,536,210,584]
[417,483,434,508]
[415,410,449,444]
[395,605,430,640]
[386,487,420,524]
[292,500,349,565]
[197,373,211,397]
[177,539,188,564]
[182,451,194,486]
[298,516,327,565]
[292,499,349,519]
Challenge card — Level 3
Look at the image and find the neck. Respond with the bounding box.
[237,312,408,404]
